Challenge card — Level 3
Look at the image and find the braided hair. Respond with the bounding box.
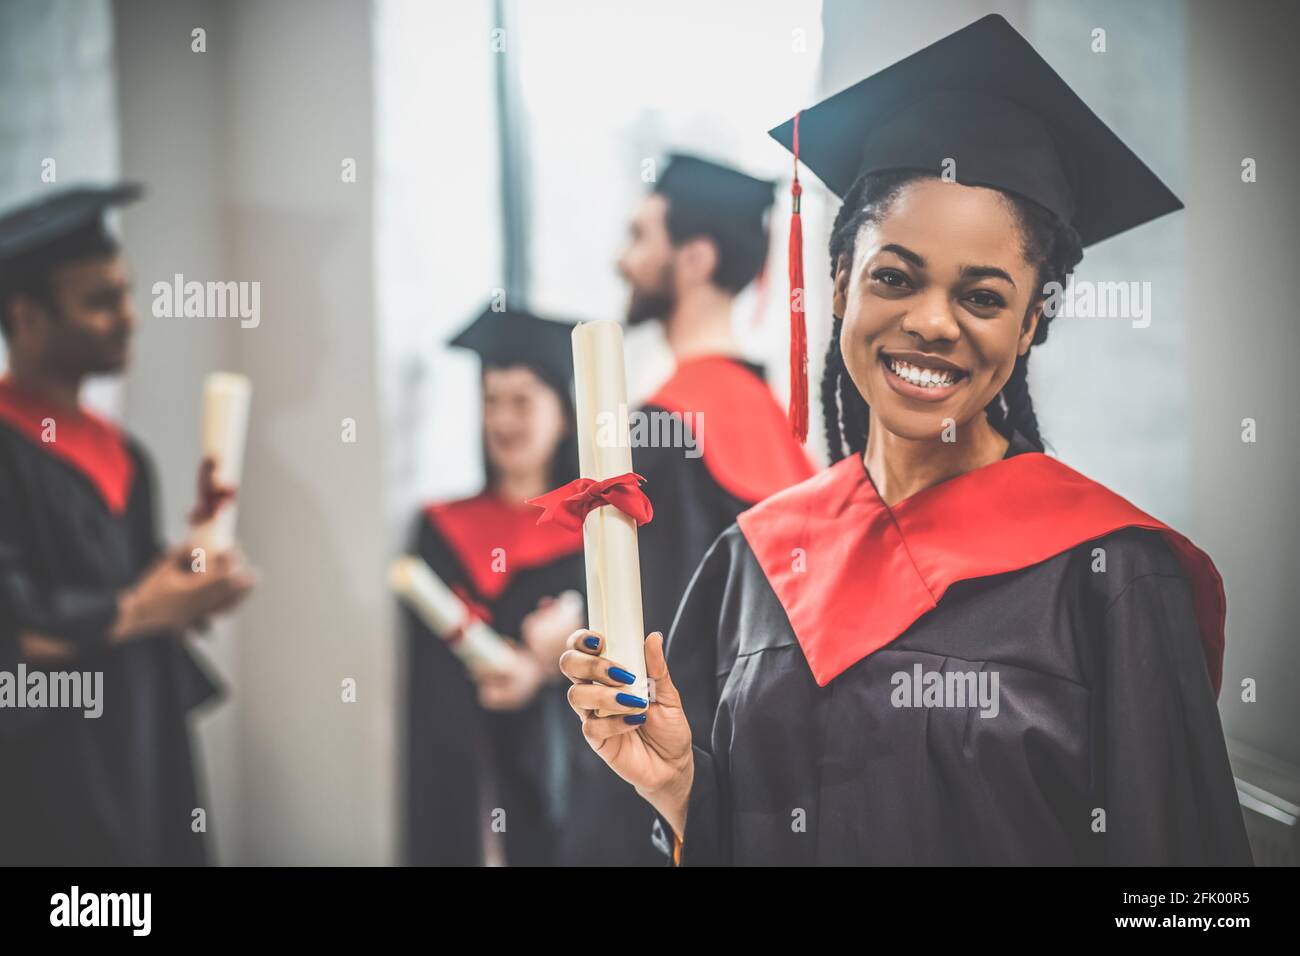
[820,169,1084,463]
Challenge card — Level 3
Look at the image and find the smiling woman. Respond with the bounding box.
[558,14,1253,866]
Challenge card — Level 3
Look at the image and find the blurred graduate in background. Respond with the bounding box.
[0,185,255,865]
[403,305,587,866]
[557,156,816,866]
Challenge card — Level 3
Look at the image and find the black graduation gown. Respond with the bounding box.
[657,433,1252,865]
[558,355,815,866]
[404,498,585,866]
[0,415,219,866]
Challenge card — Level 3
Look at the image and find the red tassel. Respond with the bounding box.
[787,111,809,444]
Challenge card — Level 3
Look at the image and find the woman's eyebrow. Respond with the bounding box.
[876,245,1017,288]
[961,264,1016,288]
[879,243,925,267]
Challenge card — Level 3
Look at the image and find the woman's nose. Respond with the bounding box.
[899,290,960,341]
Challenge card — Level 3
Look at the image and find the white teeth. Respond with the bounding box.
[886,357,959,388]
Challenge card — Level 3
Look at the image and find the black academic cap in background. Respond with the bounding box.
[0,184,143,293]
[768,14,1183,247]
[654,153,776,234]
[449,305,577,392]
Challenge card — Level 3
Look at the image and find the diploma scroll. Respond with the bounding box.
[572,321,649,714]
[388,557,513,671]
[192,372,251,554]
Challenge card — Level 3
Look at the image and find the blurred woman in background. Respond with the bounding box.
[404,306,585,866]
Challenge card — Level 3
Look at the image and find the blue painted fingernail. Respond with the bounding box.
[624,713,647,725]
[616,692,647,709]
[583,636,600,650]
[608,666,636,685]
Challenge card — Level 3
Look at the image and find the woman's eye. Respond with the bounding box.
[966,290,1005,309]
[871,268,910,289]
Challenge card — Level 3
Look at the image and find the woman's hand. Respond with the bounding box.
[559,629,694,838]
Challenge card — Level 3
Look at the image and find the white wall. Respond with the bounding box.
[112,0,241,863]
[1186,0,1300,764]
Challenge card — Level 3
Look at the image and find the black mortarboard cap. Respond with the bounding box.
[0,184,143,294]
[654,153,775,234]
[768,14,1183,248]
[449,304,576,393]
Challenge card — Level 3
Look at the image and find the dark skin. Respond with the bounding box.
[559,180,1048,841]
[5,256,136,404]
[836,179,1041,506]
[4,253,255,662]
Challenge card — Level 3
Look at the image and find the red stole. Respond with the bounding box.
[0,377,134,514]
[647,355,815,505]
[424,492,584,602]
[736,452,1226,694]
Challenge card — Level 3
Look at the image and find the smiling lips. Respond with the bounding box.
[880,353,968,401]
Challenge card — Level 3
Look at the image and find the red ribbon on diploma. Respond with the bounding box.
[445,584,493,646]
[526,472,654,532]
[188,455,238,527]
[451,585,494,627]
